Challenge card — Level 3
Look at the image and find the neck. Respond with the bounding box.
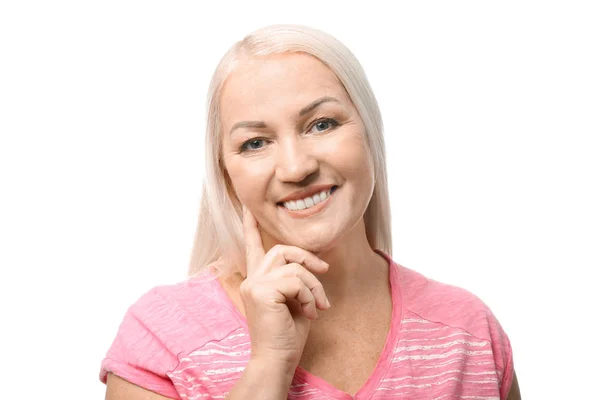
[312,218,389,305]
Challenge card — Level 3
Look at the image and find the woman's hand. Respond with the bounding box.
[240,207,331,370]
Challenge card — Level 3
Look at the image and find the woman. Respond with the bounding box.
[101,24,521,399]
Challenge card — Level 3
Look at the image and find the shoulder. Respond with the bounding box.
[100,267,244,396]
[125,268,241,352]
[397,264,503,341]
[393,263,515,398]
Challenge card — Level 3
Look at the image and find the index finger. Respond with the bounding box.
[242,206,265,276]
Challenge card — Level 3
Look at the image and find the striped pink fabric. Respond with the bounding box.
[100,251,514,399]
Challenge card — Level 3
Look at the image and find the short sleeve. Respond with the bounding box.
[99,289,181,399]
[484,305,515,400]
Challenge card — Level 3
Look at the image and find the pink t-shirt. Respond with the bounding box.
[100,251,514,399]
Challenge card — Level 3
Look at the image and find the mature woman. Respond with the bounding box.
[101,24,521,399]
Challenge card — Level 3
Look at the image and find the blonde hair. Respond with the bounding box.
[188,24,392,277]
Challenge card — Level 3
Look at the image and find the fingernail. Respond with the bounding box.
[326,298,331,308]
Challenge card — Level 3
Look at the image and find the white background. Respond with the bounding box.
[1,1,598,398]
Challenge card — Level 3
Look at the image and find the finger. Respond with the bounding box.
[242,206,265,276]
[269,263,331,310]
[274,277,319,320]
[260,245,329,276]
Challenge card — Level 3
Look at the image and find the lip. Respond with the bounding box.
[276,184,336,204]
[278,186,337,218]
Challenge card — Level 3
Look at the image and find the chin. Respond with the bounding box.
[265,207,365,254]
[292,238,337,254]
[278,225,343,254]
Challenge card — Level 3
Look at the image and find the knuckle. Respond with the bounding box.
[240,279,259,297]
[312,280,324,293]
[272,244,282,251]
[295,250,308,264]
[291,262,304,274]
[272,244,286,255]
[245,286,266,302]
[317,283,325,294]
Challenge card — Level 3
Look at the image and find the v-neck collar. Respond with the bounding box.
[290,250,403,399]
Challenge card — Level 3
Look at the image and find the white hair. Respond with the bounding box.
[188,24,392,277]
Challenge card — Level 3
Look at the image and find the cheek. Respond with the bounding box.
[331,132,374,182]
[224,157,272,205]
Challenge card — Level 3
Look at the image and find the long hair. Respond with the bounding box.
[188,24,392,277]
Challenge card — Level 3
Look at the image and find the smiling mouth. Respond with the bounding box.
[277,186,338,211]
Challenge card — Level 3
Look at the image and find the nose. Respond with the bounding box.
[275,137,319,183]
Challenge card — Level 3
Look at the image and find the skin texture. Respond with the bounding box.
[105,373,172,400]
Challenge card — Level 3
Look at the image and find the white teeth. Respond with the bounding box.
[281,188,334,211]
[296,199,307,210]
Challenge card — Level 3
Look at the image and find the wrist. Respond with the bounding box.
[227,358,295,400]
[247,355,297,381]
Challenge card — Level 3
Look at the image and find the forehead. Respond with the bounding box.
[220,53,349,121]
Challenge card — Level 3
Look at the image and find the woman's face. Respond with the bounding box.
[220,53,375,253]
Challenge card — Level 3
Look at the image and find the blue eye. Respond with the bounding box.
[240,138,266,152]
[310,118,339,133]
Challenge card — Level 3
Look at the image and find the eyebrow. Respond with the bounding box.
[229,96,340,135]
[298,96,339,116]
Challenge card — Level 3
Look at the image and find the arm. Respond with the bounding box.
[506,370,521,400]
[105,373,175,400]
